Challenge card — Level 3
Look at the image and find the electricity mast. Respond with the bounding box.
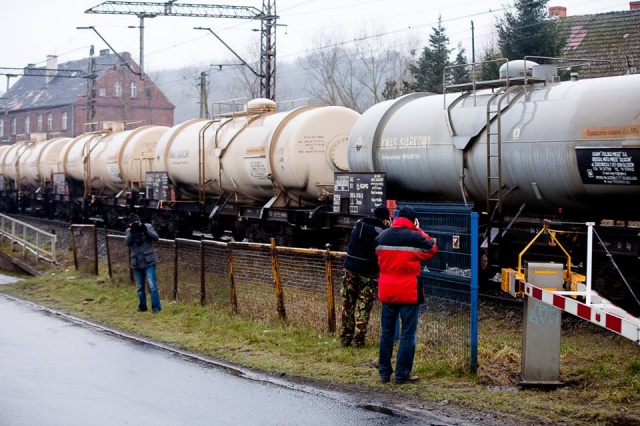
[85,0,278,100]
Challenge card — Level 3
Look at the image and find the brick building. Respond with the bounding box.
[0,49,174,143]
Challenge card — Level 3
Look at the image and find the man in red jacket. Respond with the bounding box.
[375,205,437,384]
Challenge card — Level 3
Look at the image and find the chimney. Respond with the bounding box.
[549,6,567,17]
[46,55,57,84]
[23,63,35,74]
[631,1,640,10]
[100,49,110,57]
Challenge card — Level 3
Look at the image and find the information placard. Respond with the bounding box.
[333,172,386,215]
[146,172,171,200]
[576,147,640,185]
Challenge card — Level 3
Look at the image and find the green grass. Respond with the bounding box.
[2,264,639,425]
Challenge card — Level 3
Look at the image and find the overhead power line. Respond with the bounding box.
[84,0,278,100]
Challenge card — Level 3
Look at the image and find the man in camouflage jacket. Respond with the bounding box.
[340,205,391,348]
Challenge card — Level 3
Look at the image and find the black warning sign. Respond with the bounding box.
[333,172,386,216]
[576,147,640,185]
[146,172,171,200]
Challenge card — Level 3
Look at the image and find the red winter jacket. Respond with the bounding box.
[375,217,438,304]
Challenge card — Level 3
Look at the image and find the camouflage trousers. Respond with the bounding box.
[340,270,377,348]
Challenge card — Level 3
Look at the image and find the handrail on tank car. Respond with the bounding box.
[522,55,613,83]
[443,58,511,109]
[443,55,613,110]
[277,98,311,111]
[212,97,248,118]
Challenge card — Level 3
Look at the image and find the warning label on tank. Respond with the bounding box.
[583,126,640,139]
[576,147,640,185]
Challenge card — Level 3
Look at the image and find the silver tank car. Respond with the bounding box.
[154,99,360,207]
[348,64,640,219]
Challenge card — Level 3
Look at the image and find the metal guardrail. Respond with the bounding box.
[0,214,57,263]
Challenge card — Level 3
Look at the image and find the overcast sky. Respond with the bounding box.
[0,0,633,77]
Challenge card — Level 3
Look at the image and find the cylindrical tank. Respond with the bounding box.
[19,137,73,187]
[61,125,169,193]
[36,137,74,184]
[3,141,35,189]
[349,72,640,217]
[0,145,11,176]
[155,99,360,206]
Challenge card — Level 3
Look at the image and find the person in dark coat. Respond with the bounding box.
[125,213,162,313]
[340,205,391,348]
[375,206,437,384]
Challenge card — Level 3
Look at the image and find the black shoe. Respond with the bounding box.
[380,376,390,383]
[394,375,420,384]
[138,308,148,312]
[152,309,161,314]
[340,340,352,348]
[353,341,365,348]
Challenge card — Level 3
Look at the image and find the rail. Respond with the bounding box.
[0,214,57,263]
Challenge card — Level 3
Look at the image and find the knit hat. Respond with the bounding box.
[396,206,416,222]
[128,213,141,224]
[373,205,390,220]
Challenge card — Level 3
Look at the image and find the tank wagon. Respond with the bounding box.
[0,99,359,246]
[347,59,640,315]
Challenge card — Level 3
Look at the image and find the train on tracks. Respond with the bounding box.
[1,59,639,315]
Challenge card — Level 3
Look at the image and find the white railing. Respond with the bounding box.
[0,214,57,263]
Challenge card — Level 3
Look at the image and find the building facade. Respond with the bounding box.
[0,49,174,143]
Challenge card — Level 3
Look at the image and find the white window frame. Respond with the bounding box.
[24,116,30,134]
[47,113,53,131]
[0,120,4,137]
[61,112,68,131]
[130,81,137,98]
[114,81,122,97]
[37,115,43,132]
[11,118,16,135]
[99,88,106,97]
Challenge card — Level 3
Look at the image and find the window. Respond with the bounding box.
[99,88,106,97]
[37,115,43,132]
[114,81,122,97]
[61,112,68,131]
[145,88,152,100]
[130,82,137,98]
[0,120,3,137]
[47,113,53,131]
[11,118,17,135]
[25,116,30,134]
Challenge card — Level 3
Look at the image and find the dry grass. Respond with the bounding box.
[1,260,639,426]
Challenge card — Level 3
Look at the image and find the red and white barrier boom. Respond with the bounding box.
[502,221,640,345]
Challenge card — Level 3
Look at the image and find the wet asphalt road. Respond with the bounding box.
[0,292,432,426]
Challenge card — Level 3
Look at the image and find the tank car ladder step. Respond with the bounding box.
[485,86,525,216]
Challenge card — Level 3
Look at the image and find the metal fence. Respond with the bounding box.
[400,202,478,372]
[0,213,58,263]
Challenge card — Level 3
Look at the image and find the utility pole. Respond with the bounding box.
[86,46,97,126]
[85,0,278,100]
[260,0,276,100]
[199,72,209,119]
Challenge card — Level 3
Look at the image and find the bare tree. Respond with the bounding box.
[299,31,362,110]
[299,27,419,112]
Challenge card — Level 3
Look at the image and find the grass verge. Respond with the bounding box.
[1,265,639,425]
